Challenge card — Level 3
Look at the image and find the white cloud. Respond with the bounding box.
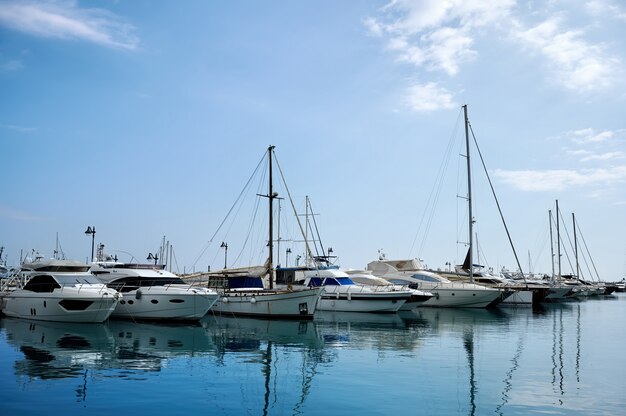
[563,128,624,144]
[511,16,619,91]
[0,123,37,133]
[0,0,138,50]
[492,166,626,191]
[368,0,514,76]
[367,1,622,93]
[405,82,457,112]
[1,59,23,71]
[567,149,625,161]
[585,0,626,22]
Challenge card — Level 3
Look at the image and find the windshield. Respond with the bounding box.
[55,274,104,285]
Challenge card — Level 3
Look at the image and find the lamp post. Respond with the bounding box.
[220,242,228,269]
[147,252,159,265]
[286,248,291,267]
[84,226,96,262]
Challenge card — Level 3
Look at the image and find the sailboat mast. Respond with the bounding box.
[573,212,579,279]
[549,209,555,283]
[556,200,561,280]
[268,145,275,289]
[463,105,474,283]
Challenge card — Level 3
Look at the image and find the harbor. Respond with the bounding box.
[1,293,624,415]
[2,2,626,415]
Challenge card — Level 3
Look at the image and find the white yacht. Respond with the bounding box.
[367,259,506,308]
[1,258,120,323]
[288,267,413,313]
[91,260,219,321]
[344,269,433,310]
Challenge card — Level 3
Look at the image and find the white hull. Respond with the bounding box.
[2,289,119,323]
[113,285,219,320]
[317,288,408,313]
[422,287,503,308]
[210,287,322,319]
[499,290,533,306]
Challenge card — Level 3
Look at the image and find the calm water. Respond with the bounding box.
[1,294,625,416]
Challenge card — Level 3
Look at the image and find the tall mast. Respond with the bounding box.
[463,105,474,283]
[549,209,555,284]
[556,200,561,280]
[268,145,276,289]
[573,212,579,279]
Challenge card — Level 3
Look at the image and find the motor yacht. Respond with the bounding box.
[285,266,413,313]
[367,258,506,308]
[91,257,218,321]
[344,269,433,310]
[1,258,119,323]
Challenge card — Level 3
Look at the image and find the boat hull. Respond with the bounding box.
[499,290,534,306]
[399,293,434,310]
[422,287,503,308]
[113,286,219,321]
[317,289,409,313]
[210,287,322,320]
[2,289,119,323]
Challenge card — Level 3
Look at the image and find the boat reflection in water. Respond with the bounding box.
[314,310,429,352]
[2,317,218,380]
[2,318,113,380]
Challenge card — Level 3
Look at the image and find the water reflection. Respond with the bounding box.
[3,318,112,380]
[314,311,429,353]
[200,314,332,415]
[0,296,621,416]
[2,318,217,380]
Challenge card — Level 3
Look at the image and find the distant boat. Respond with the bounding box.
[286,266,414,313]
[367,258,505,308]
[1,258,120,323]
[91,255,219,321]
[343,269,433,310]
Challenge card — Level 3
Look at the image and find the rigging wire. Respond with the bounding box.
[575,218,601,281]
[409,109,463,259]
[308,198,326,260]
[191,151,267,268]
[273,151,314,264]
[468,121,527,285]
[556,209,577,276]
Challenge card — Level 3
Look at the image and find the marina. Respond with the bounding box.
[0,293,624,415]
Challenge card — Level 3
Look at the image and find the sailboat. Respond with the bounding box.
[369,106,515,308]
[193,146,323,319]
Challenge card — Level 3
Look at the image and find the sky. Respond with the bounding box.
[1,0,625,281]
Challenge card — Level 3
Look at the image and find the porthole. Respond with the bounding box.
[151,299,158,304]
[128,300,134,305]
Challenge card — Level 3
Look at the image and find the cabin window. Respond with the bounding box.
[412,274,439,283]
[59,299,94,310]
[22,275,61,293]
[307,277,324,287]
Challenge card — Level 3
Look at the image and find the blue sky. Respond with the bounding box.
[1,0,625,281]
